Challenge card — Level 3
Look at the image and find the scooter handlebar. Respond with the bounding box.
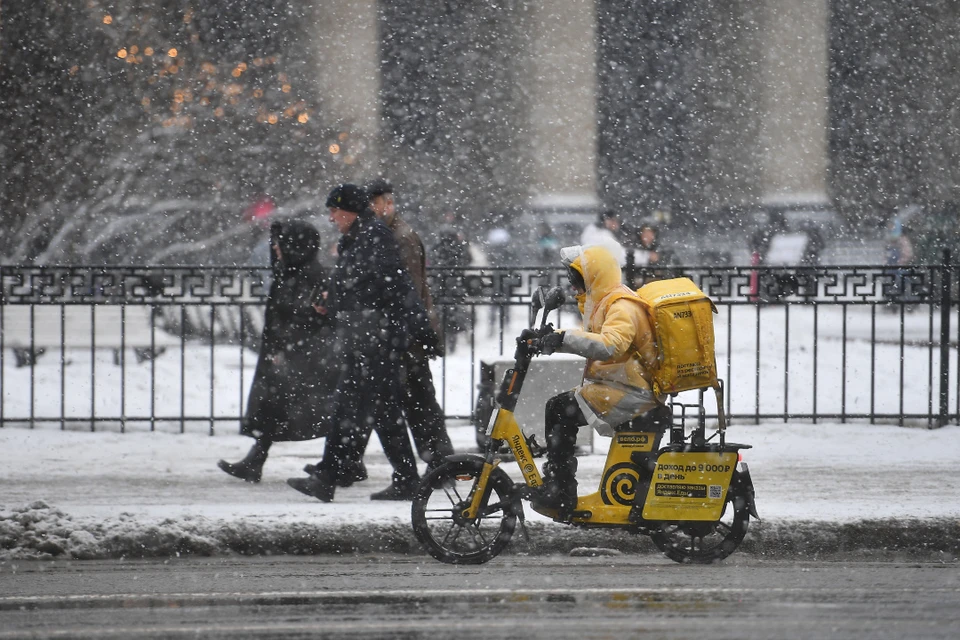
[531,285,566,330]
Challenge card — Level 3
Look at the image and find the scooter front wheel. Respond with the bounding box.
[650,471,751,564]
[411,457,517,565]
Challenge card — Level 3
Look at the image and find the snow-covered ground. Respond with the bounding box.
[2,419,959,560]
[1,301,959,560]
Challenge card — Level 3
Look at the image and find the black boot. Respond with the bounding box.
[217,441,269,483]
[286,474,335,502]
[532,396,580,519]
[370,476,421,501]
[532,458,578,519]
[303,461,367,487]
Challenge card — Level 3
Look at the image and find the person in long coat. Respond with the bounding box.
[217,219,335,482]
[286,184,439,502]
[365,178,454,477]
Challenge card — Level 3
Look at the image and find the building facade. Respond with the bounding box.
[313,0,959,231]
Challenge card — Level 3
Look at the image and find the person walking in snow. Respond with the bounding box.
[217,220,336,483]
[365,178,454,475]
[430,210,471,354]
[624,219,676,287]
[286,184,439,503]
[580,209,627,266]
[884,215,915,304]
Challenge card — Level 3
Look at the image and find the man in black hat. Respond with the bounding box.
[366,178,454,475]
[287,183,439,502]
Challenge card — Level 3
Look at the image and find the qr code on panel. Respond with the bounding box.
[709,485,722,499]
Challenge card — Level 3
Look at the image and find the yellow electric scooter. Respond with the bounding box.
[411,286,759,565]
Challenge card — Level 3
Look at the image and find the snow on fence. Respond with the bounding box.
[1,263,957,433]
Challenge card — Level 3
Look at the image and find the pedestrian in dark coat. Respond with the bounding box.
[217,220,335,483]
[365,178,454,479]
[287,183,440,503]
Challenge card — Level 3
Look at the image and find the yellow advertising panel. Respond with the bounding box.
[642,451,737,521]
[571,431,661,524]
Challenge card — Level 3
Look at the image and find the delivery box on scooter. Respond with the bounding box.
[636,277,719,396]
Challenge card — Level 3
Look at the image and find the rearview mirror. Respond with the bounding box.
[531,285,566,328]
[531,286,546,315]
[542,285,566,313]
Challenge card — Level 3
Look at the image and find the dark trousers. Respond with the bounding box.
[319,348,418,486]
[402,352,454,466]
[543,391,586,488]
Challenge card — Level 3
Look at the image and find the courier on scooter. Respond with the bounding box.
[523,244,663,520]
[410,247,758,565]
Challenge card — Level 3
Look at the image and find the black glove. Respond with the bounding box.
[519,328,539,344]
[538,331,564,355]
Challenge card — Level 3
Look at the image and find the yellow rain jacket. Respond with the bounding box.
[556,245,661,435]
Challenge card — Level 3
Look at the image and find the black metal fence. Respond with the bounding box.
[1,260,957,433]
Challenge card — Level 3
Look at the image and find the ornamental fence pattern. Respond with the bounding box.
[1,259,957,433]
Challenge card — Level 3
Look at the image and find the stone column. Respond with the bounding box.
[756,0,829,204]
[526,0,599,211]
[311,0,380,178]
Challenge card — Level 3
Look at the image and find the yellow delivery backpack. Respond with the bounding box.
[636,277,719,396]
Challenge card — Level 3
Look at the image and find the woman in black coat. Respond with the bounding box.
[218,220,336,482]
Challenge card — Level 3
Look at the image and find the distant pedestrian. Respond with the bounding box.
[286,184,439,503]
[366,178,455,476]
[886,216,914,269]
[217,220,336,483]
[536,222,561,266]
[431,211,471,354]
[485,225,513,263]
[432,211,472,270]
[799,222,825,267]
[580,209,626,265]
[631,221,662,267]
[626,220,675,286]
[484,223,513,337]
[885,216,915,303]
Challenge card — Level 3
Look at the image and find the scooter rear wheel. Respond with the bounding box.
[650,472,750,564]
[411,457,517,565]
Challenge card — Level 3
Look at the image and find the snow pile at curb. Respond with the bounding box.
[3,501,958,562]
[743,518,960,560]
[0,501,419,561]
[0,501,220,560]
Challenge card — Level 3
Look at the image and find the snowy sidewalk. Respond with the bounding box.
[2,422,960,561]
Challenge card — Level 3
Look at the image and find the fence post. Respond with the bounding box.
[938,249,952,428]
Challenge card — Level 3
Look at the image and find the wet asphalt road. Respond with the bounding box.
[1,554,958,639]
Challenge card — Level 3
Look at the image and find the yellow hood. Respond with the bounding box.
[557,244,660,428]
[567,245,641,330]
